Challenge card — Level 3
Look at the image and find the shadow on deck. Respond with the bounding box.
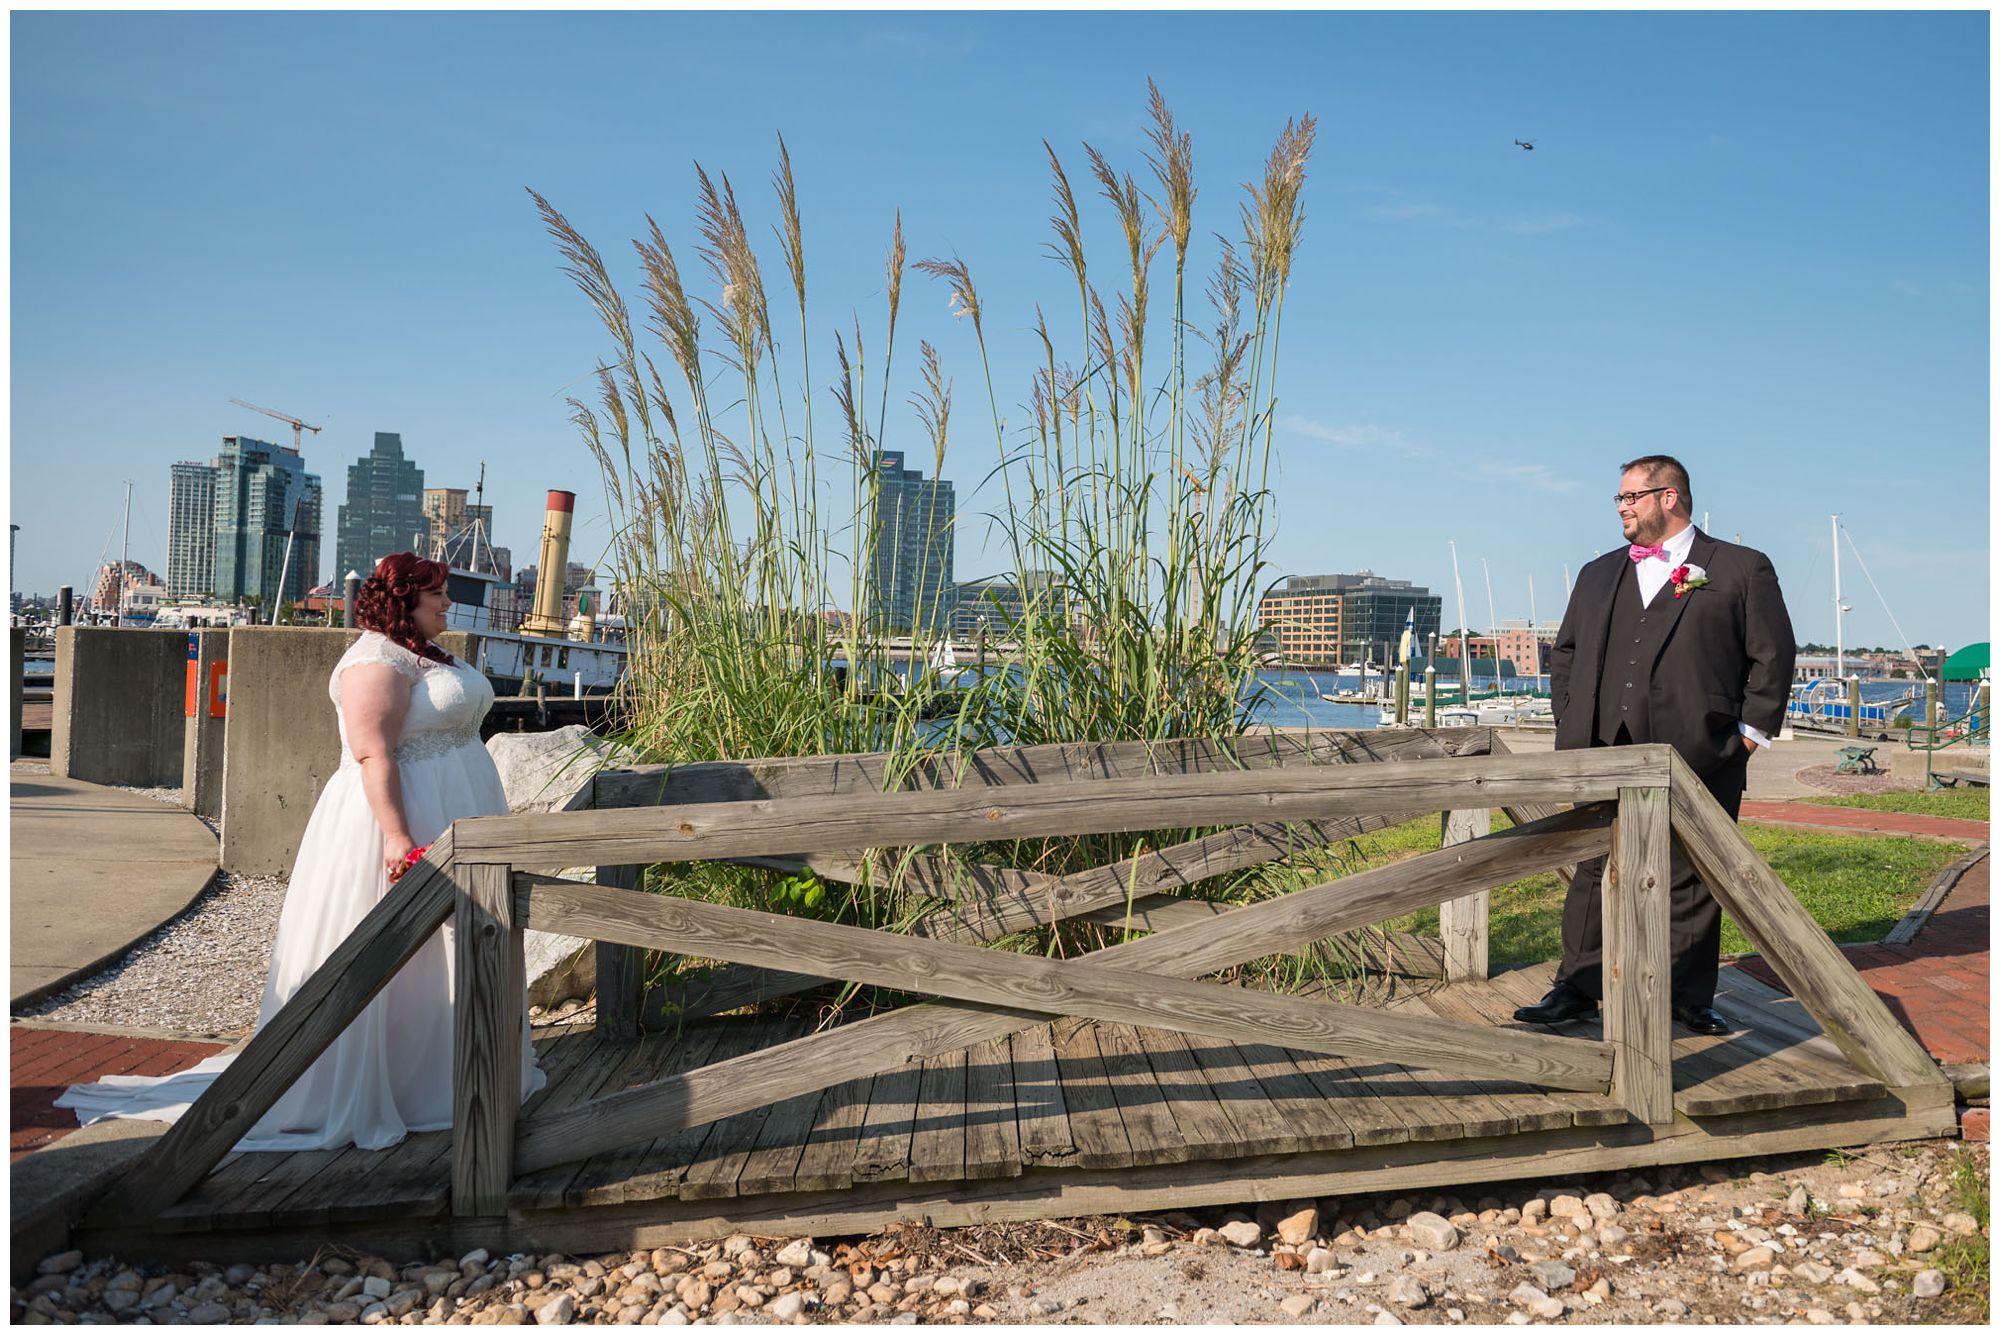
[87,960,1953,1263]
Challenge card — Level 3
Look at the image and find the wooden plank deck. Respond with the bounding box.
[119,956,1946,1252]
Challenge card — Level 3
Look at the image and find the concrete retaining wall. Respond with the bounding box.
[1887,746,1991,786]
[50,627,187,787]
[181,629,230,819]
[10,627,21,758]
[219,628,477,874]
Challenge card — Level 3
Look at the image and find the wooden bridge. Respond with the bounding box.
[81,729,1956,1263]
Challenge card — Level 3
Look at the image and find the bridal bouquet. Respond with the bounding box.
[389,844,431,883]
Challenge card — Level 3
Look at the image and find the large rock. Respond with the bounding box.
[487,725,638,813]
[1405,1212,1459,1252]
[487,727,643,1007]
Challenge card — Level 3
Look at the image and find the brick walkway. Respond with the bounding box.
[1739,800,1990,843]
[1733,804,1988,1141]
[10,1026,225,1160]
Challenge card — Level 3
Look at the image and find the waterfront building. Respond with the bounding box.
[866,450,955,633]
[950,571,1062,638]
[335,433,426,584]
[212,436,323,607]
[92,559,154,611]
[120,569,170,623]
[1257,571,1442,668]
[1491,622,1557,676]
[166,460,219,599]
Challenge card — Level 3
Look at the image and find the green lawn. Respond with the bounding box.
[1806,789,1991,821]
[1356,813,1967,966]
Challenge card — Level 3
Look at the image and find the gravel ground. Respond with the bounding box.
[13,1140,1986,1325]
[13,869,283,1039]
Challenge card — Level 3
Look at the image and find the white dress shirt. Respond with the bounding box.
[1631,524,1774,750]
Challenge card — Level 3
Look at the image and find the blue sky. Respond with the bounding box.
[11,10,1990,648]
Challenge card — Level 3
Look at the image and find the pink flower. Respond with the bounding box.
[1669,562,1711,599]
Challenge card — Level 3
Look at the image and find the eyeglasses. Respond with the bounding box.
[1612,487,1669,507]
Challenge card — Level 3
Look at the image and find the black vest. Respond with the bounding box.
[1596,560,1677,745]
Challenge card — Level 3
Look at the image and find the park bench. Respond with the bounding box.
[1835,745,1881,775]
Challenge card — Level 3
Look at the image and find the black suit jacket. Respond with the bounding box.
[1550,529,1796,780]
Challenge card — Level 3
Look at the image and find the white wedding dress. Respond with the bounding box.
[58,632,546,1151]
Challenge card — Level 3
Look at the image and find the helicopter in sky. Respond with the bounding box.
[1514,138,1535,151]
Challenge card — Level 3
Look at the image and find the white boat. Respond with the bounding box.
[925,638,969,684]
[442,565,626,695]
[1380,693,1552,727]
[1784,679,1914,733]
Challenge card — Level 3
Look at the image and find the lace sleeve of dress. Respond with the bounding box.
[329,632,423,705]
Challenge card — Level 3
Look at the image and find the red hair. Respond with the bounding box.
[354,553,454,662]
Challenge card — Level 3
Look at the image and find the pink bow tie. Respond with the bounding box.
[1629,543,1667,563]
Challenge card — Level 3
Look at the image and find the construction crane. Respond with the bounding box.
[229,398,324,451]
[229,398,323,623]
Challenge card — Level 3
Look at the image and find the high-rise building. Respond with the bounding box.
[212,436,323,607]
[1257,571,1442,668]
[336,433,427,583]
[422,487,468,548]
[866,450,955,632]
[167,459,219,599]
[950,571,1064,637]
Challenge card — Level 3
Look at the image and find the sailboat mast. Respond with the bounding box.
[118,480,132,627]
[1449,541,1470,704]
[1481,557,1500,692]
[1831,514,1845,679]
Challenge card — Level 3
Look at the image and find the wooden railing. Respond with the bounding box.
[115,729,1948,1222]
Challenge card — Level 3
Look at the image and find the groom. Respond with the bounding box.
[1515,455,1796,1036]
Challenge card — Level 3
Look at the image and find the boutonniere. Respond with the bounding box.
[1670,563,1711,598]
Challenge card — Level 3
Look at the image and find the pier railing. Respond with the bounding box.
[115,729,1947,1221]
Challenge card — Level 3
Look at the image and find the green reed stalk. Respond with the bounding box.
[536,87,1324,994]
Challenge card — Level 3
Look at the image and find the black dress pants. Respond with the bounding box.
[1552,730,1748,1008]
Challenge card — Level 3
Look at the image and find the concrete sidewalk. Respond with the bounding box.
[9,772,218,1008]
[1494,729,1872,801]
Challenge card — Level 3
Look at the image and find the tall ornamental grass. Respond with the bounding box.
[537,85,1337,990]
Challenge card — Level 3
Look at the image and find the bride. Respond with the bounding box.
[58,553,545,1150]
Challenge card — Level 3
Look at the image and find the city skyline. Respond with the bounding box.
[10,11,1990,648]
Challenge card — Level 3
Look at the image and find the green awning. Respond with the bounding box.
[1941,643,1989,681]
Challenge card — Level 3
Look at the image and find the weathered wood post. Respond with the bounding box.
[595,863,647,1039]
[1926,677,1940,733]
[1423,662,1438,728]
[453,861,524,1215]
[1846,678,1864,738]
[1395,664,1410,724]
[1604,786,1674,1124]
[1439,807,1491,982]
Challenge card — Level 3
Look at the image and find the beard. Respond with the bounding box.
[1623,509,1669,545]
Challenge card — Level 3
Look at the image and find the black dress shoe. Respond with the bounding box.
[1673,1005,1731,1036]
[1513,984,1600,1025]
